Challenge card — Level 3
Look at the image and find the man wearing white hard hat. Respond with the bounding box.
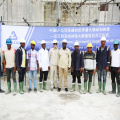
[49,39,59,91]
[38,40,50,92]
[96,36,110,95]
[58,39,71,92]
[16,38,26,94]
[71,42,84,93]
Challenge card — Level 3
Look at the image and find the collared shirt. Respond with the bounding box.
[4,48,16,68]
[58,48,71,68]
[21,48,25,68]
[27,49,38,70]
[96,46,110,69]
[49,48,59,66]
[111,49,120,67]
[38,48,50,71]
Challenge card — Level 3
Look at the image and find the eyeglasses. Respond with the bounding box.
[53,43,57,45]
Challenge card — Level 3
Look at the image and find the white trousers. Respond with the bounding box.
[50,65,58,88]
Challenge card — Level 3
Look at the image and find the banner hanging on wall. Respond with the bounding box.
[0,24,120,51]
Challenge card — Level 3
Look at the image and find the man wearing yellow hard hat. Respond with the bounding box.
[26,40,39,93]
[83,43,96,94]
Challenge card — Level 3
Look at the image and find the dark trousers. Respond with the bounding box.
[72,75,81,84]
[19,67,26,82]
[39,71,48,82]
[111,67,120,85]
[6,68,16,82]
[84,70,93,82]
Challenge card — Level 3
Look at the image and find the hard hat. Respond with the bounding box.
[113,40,119,45]
[6,38,12,45]
[74,42,79,46]
[41,40,46,44]
[53,39,57,43]
[30,40,36,45]
[62,39,67,43]
[101,36,106,42]
[20,38,26,43]
[87,43,93,48]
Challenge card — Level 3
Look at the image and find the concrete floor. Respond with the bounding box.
[0,73,120,120]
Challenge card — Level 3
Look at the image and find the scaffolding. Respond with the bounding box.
[0,0,120,26]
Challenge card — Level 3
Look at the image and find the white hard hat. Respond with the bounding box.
[20,38,26,43]
[53,39,57,43]
[74,42,79,46]
[101,36,106,42]
[62,39,67,43]
[41,40,46,44]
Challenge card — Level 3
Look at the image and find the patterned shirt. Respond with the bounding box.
[27,49,38,70]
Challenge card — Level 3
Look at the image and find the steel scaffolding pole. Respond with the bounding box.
[63,0,81,23]
[104,0,107,25]
[111,0,114,25]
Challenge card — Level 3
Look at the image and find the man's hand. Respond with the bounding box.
[79,68,83,73]
[48,66,50,71]
[71,67,73,72]
[37,69,39,74]
[117,68,120,74]
[96,66,98,72]
[40,67,42,71]
[4,69,6,74]
[106,66,109,72]
[82,70,84,74]
[68,67,70,70]
[17,68,20,73]
[26,68,28,73]
[93,70,96,75]
[13,67,16,72]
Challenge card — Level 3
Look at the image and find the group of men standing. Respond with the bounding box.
[1,36,120,97]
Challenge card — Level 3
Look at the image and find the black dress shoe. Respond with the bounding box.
[53,86,57,89]
[34,88,37,93]
[0,89,5,93]
[58,88,61,92]
[65,88,68,92]
[28,88,32,93]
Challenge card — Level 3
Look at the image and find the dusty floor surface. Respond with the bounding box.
[0,72,120,120]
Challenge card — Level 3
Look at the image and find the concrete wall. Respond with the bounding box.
[0,0,120,26]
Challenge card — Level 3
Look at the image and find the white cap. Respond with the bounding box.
[53,39,57,43]
[101,36,106,42]
[62,39,67,43]
[74,42,79,46]
[41,40,46,44]
[20,38,26,43]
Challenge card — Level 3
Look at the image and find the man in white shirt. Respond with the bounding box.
[26,41,39,93]
[110,40,120,97]
[58,39,71,92]
[38,40,50,92]
[3,38,16,95]
[49,39,59,91]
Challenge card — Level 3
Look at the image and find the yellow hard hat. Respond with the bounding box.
[30,40,36,45]
[87,43,93,48]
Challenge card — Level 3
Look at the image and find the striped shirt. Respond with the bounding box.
[84,52,96,70]
[27,49,38,70]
